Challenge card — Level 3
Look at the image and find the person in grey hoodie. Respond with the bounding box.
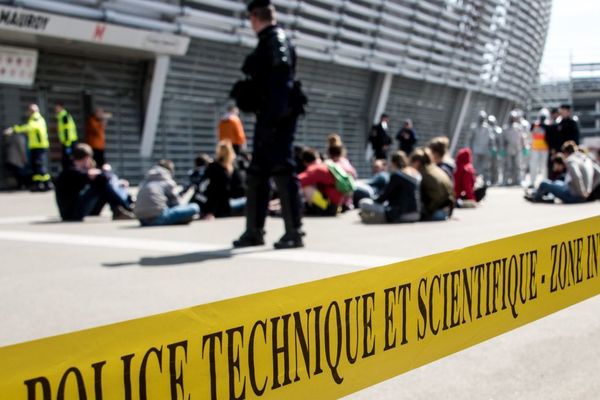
[530,141,600,203]
[134,160,199,226]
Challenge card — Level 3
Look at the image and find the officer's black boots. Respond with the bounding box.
[273,232,303,249]
[232,229,265,248]
[273,174,304,249]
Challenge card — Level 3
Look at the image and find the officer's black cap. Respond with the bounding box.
[247,0,271,12]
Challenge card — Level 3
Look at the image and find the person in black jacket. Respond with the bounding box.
[232,0,304,249]
[369,113,392,160]
[396,119,417,155]
[54,143,133,221]
[557,104,580,145]
[358,151,421,224]
[545,108,561,179]
[202,141,246,219]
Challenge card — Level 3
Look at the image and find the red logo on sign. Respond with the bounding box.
[93,24,107,41]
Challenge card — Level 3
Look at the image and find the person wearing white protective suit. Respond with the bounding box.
[468,111,495,185]
[487,115,502,185]
[502,111,526,186]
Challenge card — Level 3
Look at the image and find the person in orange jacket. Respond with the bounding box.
[218,105,246,155]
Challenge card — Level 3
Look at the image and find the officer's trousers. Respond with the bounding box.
[30,148,50,184]
[244,167,302,236]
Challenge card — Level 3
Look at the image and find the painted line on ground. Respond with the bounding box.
[0,230,401,267]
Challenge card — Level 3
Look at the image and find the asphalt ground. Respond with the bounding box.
[0,187,598,399]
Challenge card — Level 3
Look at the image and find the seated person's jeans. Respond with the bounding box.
[534,179,585,204]
[140,204,200,226]
[68,175,130,220]
[428,208,449,221]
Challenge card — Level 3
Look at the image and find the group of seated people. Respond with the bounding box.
[53,132,507,227]
[525,141,600,204]
[54,140,247,226]
[355,136,486,224]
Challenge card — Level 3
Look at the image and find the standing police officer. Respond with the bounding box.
[55,102,78,169]
[233,0,304,249]
[4,104,52,191]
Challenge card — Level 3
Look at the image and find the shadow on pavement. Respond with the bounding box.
[102,246,274,267]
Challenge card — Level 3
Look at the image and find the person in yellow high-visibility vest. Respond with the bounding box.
[3,104,52,191]
[55,102,78,169]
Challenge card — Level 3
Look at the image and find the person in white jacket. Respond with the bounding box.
[529,141,600,203]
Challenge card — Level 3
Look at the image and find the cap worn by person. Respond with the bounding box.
[247,0,271,12]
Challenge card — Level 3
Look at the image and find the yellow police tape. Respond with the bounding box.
[1,216,600,399]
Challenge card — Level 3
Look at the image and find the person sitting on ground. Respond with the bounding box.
[327,133,357,178]
[298,147,343,216]
[134,159,199,226]
[527,141,600,203]
[201,140,247,219]
[54,143,134,221]
[359,151,421,224]
[353,159,390,206]
[428,136,455,181]
[454,147,478,208]
[327,133,357,210]
[410,147,455,221]
[180,153,212,209]
[549,153,567,182]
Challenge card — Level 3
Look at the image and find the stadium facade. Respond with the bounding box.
[0,0,552,187]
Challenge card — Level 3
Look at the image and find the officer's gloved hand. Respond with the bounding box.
[3,127,13,135]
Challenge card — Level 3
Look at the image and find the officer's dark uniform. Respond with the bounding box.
[234,1,303,249]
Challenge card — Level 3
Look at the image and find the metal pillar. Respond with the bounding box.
[449,89,472,155]
[372,73,393,124]
[140,55,170,158]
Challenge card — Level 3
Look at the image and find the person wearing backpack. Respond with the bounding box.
[327,133,357,210]
[298,148,347,216]
[359,151,421,224]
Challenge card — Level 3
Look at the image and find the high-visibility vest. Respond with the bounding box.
[13,111,49,150]
[56,109,78,147]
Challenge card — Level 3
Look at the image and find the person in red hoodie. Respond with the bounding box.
[454,147,478,208]
[298,147,343,215]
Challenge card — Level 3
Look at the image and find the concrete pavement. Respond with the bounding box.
[0,187,598,399]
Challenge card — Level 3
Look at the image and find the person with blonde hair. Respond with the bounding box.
[201,140,246,219]
[327,133,357,178]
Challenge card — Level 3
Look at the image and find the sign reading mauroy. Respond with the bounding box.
[0,6,189,56]
[1,216,599,399]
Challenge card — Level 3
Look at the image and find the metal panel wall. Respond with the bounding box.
[0,50,145,188]
[385,76,460,149]
[152,38,374,180]
[10,0,553,103]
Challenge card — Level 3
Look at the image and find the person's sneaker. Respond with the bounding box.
[233,231,265,248]
[112,206,135,220]
[273,233,304,250]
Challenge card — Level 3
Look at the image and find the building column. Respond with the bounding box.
[140,55,170,158]
[371,73,393,124]
[449,89,472,155]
